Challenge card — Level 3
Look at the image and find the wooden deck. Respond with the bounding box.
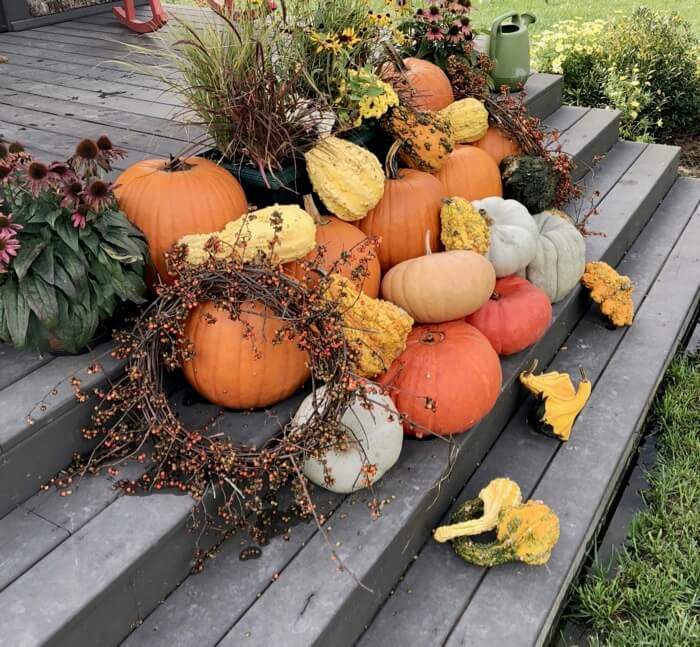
[2,6,700,647]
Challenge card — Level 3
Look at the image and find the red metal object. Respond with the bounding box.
[113,0,168,33]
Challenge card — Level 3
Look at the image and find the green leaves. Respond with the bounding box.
[20,274,59,328]
[0,280,30,348]
[11,238,47,280]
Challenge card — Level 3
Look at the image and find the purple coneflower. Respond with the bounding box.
[446,24,464,44]
[48,162,75,182]
[69,138,99,175]
[0,164,12,185]
[95,135,127,166]
[0,229,21,271]
[0,213,23,236]
[457,16,471,34]
[446,0,471,13]
[8,142,24,155]
[426,25,445,41]
[71,211,87,230]
[26,161,52,197]
[61,180,84,209]
[0,143,8,161]
[84,179,113,212]
[424,5,442,23]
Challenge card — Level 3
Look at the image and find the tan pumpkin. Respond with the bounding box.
[359,142,444,273]
[382,106,454,173]
[435,146,503,202]
[114,156,248,283]
[182,301,309,410]
[381,232,496,323]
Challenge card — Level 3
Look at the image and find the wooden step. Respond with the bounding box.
[359,177,700,647]
[111,142,677,647]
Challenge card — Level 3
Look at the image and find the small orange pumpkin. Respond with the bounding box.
[466,275,552,356]
[114,157,248,283]
[286,196,381,297]
[359,143,444,273]
[182,301,309,410]
[378,321,502,437]
[434,146,503,202]
[389,57,455,112]
[474,127,521,165]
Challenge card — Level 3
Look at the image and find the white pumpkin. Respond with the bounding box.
[527,210,586,303]
[294,385,403,494]
[471,197,539,277]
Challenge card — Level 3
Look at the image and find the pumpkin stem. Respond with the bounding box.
[424,230,433,256]
[523,358,539,376]
[303,194,329,226]
[491,290,502,300]
[478,208,494,227]
[385,141,403,180]
[164,154,193,173]
[421,330,445,345]
[579,365,588,382]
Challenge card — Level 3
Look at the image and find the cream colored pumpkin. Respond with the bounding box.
[471,197,539,277]
[295,385,403,493]
[527,210,586,303]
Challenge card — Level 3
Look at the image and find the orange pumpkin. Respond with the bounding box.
[359,143,444,273]
[182,301,309,410]
[466,275,552,356]
[473,127,521,165]
[434,146,503,202]
[378,321,502,437]
[400,57,455,112]
[114,157,248,283]
[285,196,381,297]
[380,232,495,323]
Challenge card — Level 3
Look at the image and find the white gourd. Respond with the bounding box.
[294,385,403,494]
[471,197,539,277]
[527,210,586,303]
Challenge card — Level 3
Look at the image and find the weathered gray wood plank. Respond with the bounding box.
[358,176,700,647]
[447,179,700,646]
[0,345,53,392]
[542,105,588,134]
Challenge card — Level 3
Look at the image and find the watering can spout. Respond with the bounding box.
[488,12,536,91]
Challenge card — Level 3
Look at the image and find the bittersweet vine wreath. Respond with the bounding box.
[61,227,408,561]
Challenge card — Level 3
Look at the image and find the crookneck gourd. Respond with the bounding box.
[305,136,385,221]
[327,274,413,378]
[438,499,560,567]
[581,261,635,327]
[179,204,316,265]
[382,105,454,173]
[439,98,489,144]
[501,155,558,214]
[520,361,592,441]
[434,478,522,542]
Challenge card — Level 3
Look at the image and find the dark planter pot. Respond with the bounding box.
[205,125,378,210]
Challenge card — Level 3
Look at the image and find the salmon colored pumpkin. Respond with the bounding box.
[182,301,309,410]
[380,232,496,323]
[435,146,503,202]
[466,275,552,356]
[473,127,521,165]
[286,196,381,297]
[359,143,444,273]
[378,321,502,437]
[114,157,248,283]
[399,57,455,112]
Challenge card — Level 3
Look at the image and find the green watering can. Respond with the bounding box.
[488,12,536,91]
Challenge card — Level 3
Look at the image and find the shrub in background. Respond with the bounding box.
[532,9,700,142]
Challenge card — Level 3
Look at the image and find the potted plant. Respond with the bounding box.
[136,0,402,207]
[0,137,149,354]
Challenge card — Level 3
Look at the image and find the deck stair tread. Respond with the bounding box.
[359,176,700,647]
[0,131,676,647]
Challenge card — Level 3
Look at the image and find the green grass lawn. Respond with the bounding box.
[566,352,700,644]
[165,1,700,34]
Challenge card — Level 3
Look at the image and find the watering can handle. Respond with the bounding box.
[489,12,536,60]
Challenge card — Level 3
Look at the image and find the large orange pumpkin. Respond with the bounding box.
[434,146,503,202]
[400,57,455,112]
[378,321,502,437]
[466,275,552,356]
[359,144,444,273]
[473,126,521,165]
[114,157,248,283]
[285,196,381,297]
[182,301,309,410]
